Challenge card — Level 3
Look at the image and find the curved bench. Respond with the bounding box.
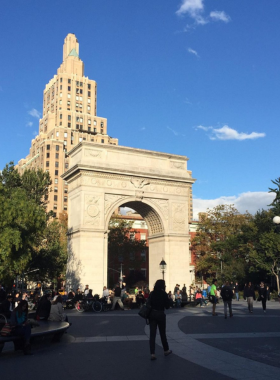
[0,320,69,354]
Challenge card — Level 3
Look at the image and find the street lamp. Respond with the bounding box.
[273,216,280,232]
[159,258,167,280]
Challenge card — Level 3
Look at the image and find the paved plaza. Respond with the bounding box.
[1,299,280,380]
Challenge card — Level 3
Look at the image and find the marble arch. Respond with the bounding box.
[62,142,195,294]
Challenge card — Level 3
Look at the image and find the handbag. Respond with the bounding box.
[0,316,12,337]
[138,296,152,323]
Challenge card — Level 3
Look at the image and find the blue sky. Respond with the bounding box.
[0,0,279,218]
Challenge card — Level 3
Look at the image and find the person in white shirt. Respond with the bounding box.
[84,285,89,296]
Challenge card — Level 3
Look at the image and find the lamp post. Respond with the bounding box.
[159,258,167,280]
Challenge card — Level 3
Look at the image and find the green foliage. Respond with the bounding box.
[108,218,147,284]
[193,204,251,282]
[0,162,67,286]
[269,177,280,214]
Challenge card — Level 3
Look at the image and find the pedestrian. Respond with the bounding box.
[221,281,233,319]
[148,279,172,360]
[209,279,218,316]
[244,282,255,313]
[266,285,271,301]
[234,282,239,301]
[111,283,124,310]
[258,282,267,313]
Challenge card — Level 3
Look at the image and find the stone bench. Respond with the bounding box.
[0,319,69,354]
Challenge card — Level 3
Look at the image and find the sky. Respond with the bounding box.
[0,0,279,219]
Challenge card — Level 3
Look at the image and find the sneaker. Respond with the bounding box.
[151,355,157,361]
[164,350,173,357]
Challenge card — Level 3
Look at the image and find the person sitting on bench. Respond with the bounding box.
[11,300,33,355]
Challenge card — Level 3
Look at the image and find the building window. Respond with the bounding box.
[64,132,67,137]
[65,163,69,169]
[56,131,59,137]
[93,120,97,125]
[80,89,83,94]
[68,86,71,91]
[60,93,62,97]
[79,137,82,142]
[87,106,91,111]
[88,99,91,104]
[64,197,67,202]
[60,78,62,83]
[55,170,58,176]
[54,195,57,201]
[54,178,58,184]
[59,122,62,126]
[54,204,57,210]
[64,141,67,145]
[80,82,83,87]
[56,145,59,151]
[141,250,146,262]
[76,88,79,94]
[88,91,91,97]
[68,79,71,84]
[55,153,59,159]
[140,233,146,240]
[46,153,50,158]
[79,96,83,101]
[47,145,50,150]
[54,187,58,192]
[68,123,71,128]
[59,100,62,104]
[68,115,71,121]
[60,85,62,90]
[88,119,91,125]
[76,81,79,86]
[88,127,91,131]
[88,84,91,90]
[46,161,49,167]
[101,139,104,143]
[55,162,59,168]
[67,94,71,98]
[140,269,147,280]
[64,188,68,193]
[76,125,79,129]
[60,114,62,119]
[101,122,104,128]
[64,206,67,211]
[130,233,135,240]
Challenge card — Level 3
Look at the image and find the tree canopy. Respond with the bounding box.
[0,162,67,287]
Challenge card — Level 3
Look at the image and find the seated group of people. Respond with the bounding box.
[0,288,69,356]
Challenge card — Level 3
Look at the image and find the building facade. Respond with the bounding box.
[17,33,118,216]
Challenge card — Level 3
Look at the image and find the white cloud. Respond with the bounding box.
[176,0,230,26]
[188,48,199,57]
[193,192,274,220]
[28,108,41,119]
[176,0,204,17]
[26,121,33,127]
[196,125,266,140]
[210,11,231,23]
[167,126,179,136]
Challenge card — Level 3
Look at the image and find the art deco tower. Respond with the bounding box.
[18,34,118,216]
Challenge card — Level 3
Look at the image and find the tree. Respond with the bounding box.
[241,209,280,293]
[269,177,280,215]
[0,162,67,287]
[108,218,147,286]
[192,204,251,283]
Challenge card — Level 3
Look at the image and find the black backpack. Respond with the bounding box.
[224,288,231,300]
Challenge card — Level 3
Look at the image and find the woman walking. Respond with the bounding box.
[258,282,267,313]
[148,279,172,360]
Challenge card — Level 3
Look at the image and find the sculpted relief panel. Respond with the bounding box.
[104,194,127,215]
[84,194,101,226]
[79,172,189,196]
[172,203,187,232]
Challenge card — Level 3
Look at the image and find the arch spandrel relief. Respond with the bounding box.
[84,194,101,226]
[172,203,187,232]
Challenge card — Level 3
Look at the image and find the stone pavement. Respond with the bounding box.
[1,299,280,380]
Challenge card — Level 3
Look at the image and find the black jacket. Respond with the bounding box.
[36,296,51,319]
[150,290,170,311]
[244,286,256,299]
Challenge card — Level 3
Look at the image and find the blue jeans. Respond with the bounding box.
[235,292,239,301]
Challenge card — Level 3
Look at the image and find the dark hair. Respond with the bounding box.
[16,300,28,317]
[154,280,166,291]
[54,295,63,304]
[212,279,217,284]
